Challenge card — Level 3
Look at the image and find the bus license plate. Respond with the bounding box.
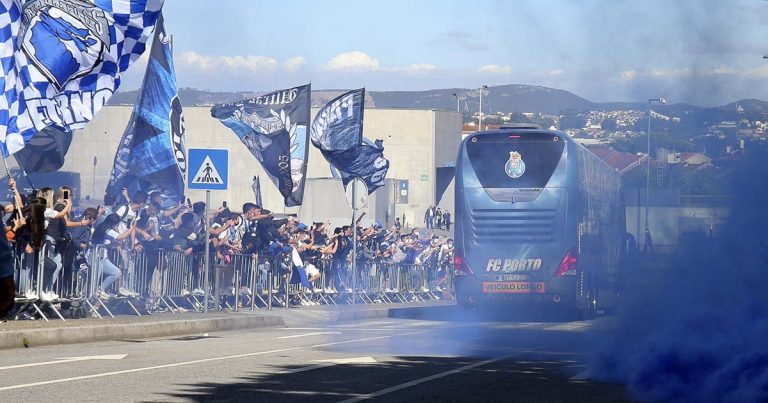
[482,282,546,294]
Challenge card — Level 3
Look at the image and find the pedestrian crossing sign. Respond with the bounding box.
[188,149,228,190]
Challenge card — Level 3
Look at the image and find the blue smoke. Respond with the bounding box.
[588,150,768,402]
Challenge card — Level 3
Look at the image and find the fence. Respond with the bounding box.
[8,245,455,321]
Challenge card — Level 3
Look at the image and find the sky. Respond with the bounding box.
[120,0,768,107]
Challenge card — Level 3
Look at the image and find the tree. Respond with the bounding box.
[601,118,618,131]
[559,113,587,129]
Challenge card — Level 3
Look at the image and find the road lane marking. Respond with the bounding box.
[279,357,377,374]
[0,355,127,371]
[277,332,341,339]
[338,353,520,403]
[545,323,589,331]
[0,331,426,392]
[570,369,591,380]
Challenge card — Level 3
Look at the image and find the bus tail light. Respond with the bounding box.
[555,248,577,276]
[454,252,474,276]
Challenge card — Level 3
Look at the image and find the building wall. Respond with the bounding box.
[50,106,461,225]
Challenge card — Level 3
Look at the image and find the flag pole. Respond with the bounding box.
[12,155,36,192]
[1,154,22,216]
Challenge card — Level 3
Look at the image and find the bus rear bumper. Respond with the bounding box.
[455,275,578,307]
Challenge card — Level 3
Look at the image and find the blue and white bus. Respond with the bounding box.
[453,125,624,317]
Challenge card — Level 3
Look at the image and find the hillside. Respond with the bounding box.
[108,85,768,124]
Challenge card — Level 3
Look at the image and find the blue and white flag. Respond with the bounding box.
[105,13,185,206]
[0,0,163,156]
[14,125,71,172]
[211,84,310,207]
[311,88,388,194]
[328,137,389,194]
[310,88,364,152]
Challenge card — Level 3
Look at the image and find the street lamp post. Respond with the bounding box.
[451,92,459,112]
[478,85,488,130]
[646,97,666,236]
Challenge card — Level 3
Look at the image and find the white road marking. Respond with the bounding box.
[494,323,539,329]
[277,332,341,339]
[338,353,520,403]
[315,357,378,364]
[402,322,435,327]
[278,363,336,374]
[570,369,591,380]
[336,320,393,328]
[279,357,377,374]
[0,331,426,392]
[0,355,127,371]
[545,323,588,331]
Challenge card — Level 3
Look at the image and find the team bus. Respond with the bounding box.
[453,124,625,317]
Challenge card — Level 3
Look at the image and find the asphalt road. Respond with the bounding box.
[0,306,630,402]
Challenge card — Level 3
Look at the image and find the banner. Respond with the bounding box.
[0,0,164,156]
[105,13,186,206]
[211,84,310,207]
[311,88,388,194]
[14,126,72,172]
[310,88,364,152]
[328,137,389,193]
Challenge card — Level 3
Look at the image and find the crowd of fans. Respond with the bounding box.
[1,182,455,319]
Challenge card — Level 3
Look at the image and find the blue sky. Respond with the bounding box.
[120,0,768,106]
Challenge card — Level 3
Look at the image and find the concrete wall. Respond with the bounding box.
[44,106,461,225]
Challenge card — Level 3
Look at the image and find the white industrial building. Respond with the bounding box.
[41,106,462,228]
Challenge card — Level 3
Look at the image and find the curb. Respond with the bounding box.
[0,315,285,350]
[334,302,454,322]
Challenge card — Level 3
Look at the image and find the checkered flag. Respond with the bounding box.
[0,0,163,156]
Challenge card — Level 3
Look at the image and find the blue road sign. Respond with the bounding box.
[188,148,228,190]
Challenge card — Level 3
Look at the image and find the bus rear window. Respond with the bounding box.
[465,135,565,188]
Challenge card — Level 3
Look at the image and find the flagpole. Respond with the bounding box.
[351,184,356,306]
[204,190,210,314]
[1,155,16,210]
[11,155,35,192]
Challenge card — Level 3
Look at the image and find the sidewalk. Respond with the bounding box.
[0,301,455,350]
[0,311,285,350]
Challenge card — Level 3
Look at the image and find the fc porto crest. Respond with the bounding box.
[504,151,526,179]
[18,0,110,91]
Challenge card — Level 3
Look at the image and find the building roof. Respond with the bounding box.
[584,145,646,175]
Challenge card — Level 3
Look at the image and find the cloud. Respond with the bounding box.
[323,51,380,72]
[548,69,565,77]
[179,51,279,73]
[386,63,440,74]
[283,56,306,72]
[478,64,513,74]
[428,30,489,52]
[321,51,439,75]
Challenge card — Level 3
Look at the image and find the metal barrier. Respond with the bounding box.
[6,243,455,322]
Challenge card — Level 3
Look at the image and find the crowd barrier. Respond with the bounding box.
[8,244,455,321]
